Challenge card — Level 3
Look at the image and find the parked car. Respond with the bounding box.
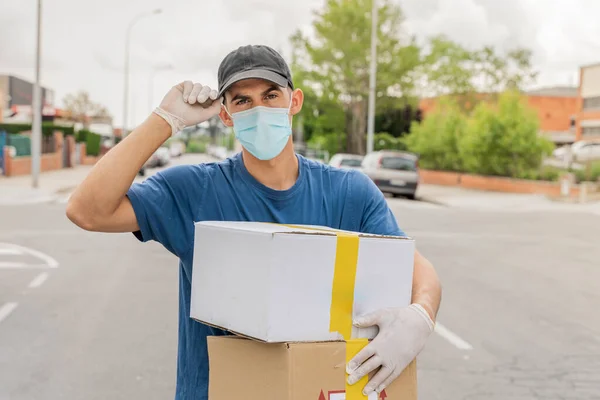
[361,150,419,199]
[553,140,600,163]
[155,147,171,167]
[328,153,364,169]
[170,141,185,157]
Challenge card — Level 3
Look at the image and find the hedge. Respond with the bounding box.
[0,122,75,137]
[80,129,102,156]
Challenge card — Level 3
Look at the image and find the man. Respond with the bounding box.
[67,45,441,399]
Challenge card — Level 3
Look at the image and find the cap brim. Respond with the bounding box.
[218,69,289,98]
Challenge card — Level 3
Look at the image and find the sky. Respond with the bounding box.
[2,0,600,129]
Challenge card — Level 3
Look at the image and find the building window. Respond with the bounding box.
[583,96,600,110]
[582,126,600,136]
[570,116,576,128]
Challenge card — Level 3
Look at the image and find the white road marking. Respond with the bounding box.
[0,243,59,269]
[434,322,474,351]
[0,248,23,256]
[0,261,27,268]
[0,302,18,324]
[28,272,50,288]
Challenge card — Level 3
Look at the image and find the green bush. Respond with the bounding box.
[83,130,102,156]
[404,98,467,171]
[462,91,554,178]
[0,123,74,137]
[374,132,406,151]
[0,123,31,134]
[574,161,600,183]
[307,131,346,156]
[186,140,206,153]
[404,91,555,180]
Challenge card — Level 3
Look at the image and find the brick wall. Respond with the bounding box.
[3,131,65,177]
[420,169,581,197]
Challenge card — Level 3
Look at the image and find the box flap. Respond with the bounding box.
[195,221,412,240]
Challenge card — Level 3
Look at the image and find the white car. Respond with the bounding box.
[553,140,600,163]
[155,147,171,167]
[328,153,364,169]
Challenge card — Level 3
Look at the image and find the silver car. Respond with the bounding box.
[329,153,364,169]
[361,151,419,199]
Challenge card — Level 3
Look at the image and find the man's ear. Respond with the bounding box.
[290,88,304,116]
[219,104,233,127]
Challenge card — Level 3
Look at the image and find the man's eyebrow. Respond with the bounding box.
[261,85,282,96]
[230,93,250,103]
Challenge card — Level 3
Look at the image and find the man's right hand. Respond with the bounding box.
[154,81,222,136]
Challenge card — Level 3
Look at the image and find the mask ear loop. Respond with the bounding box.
[287,90,294,112]
[222,100,233,118]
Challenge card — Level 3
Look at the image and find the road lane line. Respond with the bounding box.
[0,248,23,255]
[0,303,18,324]
[0,243,59,268]
[28,272,50,288]
[434,322,474,350]
[0,261,27,268]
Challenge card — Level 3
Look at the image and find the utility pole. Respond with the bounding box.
[366,0,378,155]
[31,0,43,188]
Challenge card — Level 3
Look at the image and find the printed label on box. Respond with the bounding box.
[327,390,383,400]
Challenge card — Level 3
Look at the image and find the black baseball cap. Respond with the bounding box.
[217,45,294,98]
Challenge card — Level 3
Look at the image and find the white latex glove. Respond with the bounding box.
[153,81,222,136]
[346,303,435,396]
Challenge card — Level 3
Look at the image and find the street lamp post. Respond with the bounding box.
[366,0,378,155]
[148,63,173,114]
[122,9,161,137]
[31,0,43,188]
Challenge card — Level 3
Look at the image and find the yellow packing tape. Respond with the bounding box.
[346,339,370,400]
[331,233,368,400]
[329,233,360,339]
[278,224,369,399]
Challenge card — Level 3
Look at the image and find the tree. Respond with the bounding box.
[419,35,538,104]
[292,0,420,154]
[62,91,111,126]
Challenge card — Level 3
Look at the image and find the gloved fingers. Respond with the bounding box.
[347,355,381,385]
[209,89,218,101]
[376,368,402,394]
[353,309,384,328]
[197,85,212,104]
[346,343,376,374]
[207,97,224,114]
[187,83,204,105]
[182,81,193,103]
[362,365,394,396]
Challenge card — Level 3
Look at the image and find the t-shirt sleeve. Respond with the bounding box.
[126,165,204,258]
[350,170,406,237]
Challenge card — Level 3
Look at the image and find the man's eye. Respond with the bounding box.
[236,98,249,105]
[266,93,278,100]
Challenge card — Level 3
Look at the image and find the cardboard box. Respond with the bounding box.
[191,221,415,342]
[208,336,417,400]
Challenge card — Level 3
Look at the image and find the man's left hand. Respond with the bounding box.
[346,304,435,395]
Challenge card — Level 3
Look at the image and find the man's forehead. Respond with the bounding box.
[227,79,282,96]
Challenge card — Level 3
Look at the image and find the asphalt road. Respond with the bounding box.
[0,158,599,400]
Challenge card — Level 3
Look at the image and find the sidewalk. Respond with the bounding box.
[418,184,600,215]
[0,165,93,205]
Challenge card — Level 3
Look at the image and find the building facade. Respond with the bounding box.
[577,63,600,141]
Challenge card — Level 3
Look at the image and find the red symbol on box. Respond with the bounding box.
[318,390,326,400]
[380,389,387,399]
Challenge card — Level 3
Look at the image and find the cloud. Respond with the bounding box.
[1,0,599,128]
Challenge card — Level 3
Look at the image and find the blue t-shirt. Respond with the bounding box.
[126,152,404,400]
